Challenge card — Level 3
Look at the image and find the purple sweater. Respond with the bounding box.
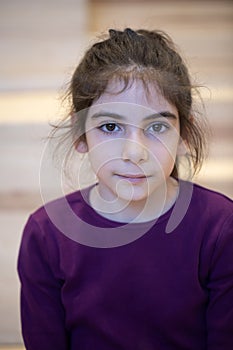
[18,181,233,350]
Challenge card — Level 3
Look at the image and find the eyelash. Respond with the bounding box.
[147,122,170,134]
[98,122,170,136]
[98,123,122,135]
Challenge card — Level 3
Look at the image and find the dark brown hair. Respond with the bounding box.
[55,28,208,177]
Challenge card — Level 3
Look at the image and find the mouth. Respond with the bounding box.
[115,174,149,184]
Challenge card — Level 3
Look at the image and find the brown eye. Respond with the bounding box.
[106,123,116,131]
[99,123,121,134]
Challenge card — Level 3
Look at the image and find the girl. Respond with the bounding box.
[18,28,233,350]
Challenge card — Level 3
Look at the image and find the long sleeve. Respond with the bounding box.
[206,214,233,349]
[17,215,70,350]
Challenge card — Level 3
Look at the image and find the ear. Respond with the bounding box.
[177,137,188,156]
[76,140,88,153]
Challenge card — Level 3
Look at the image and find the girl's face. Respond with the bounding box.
[78,79,183,206]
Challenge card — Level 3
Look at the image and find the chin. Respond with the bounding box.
[116,188,149,204]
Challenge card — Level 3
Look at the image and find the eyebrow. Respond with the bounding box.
[90,111,177,121]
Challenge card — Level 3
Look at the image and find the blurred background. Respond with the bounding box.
[0,0,232,348]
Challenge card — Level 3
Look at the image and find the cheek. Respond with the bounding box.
[87,135,122,158]
[150,136,179,162]
[150,140,178,172]
[87,140,121,174]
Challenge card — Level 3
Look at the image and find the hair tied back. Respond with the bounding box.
[125,28,137,37]
[109,29,117,38]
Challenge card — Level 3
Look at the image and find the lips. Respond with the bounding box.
[115,173,149,184]
[119,174,146,179]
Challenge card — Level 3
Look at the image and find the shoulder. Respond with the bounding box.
[191,182,233,217]
[32,187,89,220]
[193,184,233,289]
[173,180,232,233]
[183,181,233,234]
[18,189,93,274]
[24,187,92,238]
[166,180,232,235]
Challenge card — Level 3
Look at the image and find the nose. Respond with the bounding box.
[121,131,148,164]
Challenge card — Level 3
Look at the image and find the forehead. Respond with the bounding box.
[92,79,176,113]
